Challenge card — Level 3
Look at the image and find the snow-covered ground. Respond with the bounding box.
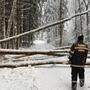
[0,57,90,90]
[0,40,90,90]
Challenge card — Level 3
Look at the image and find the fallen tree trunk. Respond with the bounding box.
[0,48,90,56]
[0,60,90,68]
[0,49,69,55]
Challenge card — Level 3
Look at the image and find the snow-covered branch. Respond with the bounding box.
[0,9,90,43]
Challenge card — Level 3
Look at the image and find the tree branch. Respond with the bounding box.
[0,9,90,43]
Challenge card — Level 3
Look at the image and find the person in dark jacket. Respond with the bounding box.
[69,35,88,90]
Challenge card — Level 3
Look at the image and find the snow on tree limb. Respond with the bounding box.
[0,47,89,56]
[0,9,90,43]
[0,48,89,56]
[0,49,69,55]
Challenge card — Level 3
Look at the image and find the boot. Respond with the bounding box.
[72,82,77,90]
[80,79,84,87]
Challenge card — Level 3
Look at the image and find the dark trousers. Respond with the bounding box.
[71,67,85,82]
[71,67,85,90]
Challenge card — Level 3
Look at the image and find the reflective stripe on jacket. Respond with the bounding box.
[70,42,88,65]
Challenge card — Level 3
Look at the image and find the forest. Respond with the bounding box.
[0,0,90,49]
[0,0,90,90]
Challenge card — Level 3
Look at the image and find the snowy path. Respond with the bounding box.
[35,65,71,90]
[35,65,90,90]
[0,65,90,90]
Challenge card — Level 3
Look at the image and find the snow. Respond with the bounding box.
[33,40,45,45]
[31,40,55,50]
[0,57,90,90]
[3,40,56,62]
[0,40,90,90]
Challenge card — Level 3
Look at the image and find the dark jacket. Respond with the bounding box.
[69,42,88,65]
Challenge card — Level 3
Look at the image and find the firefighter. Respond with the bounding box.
[68,35,88,90]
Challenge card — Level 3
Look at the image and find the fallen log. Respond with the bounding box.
[0,60,90,68]
[0,48,89,55]
[0,49,69,55]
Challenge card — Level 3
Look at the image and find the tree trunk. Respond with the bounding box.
[78,0,83,34]
[87,0,90,42]
[59,0,64,46]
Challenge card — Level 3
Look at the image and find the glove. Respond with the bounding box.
[82,59,86,65]
[68,60,71,64]
[68,51,73,60]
